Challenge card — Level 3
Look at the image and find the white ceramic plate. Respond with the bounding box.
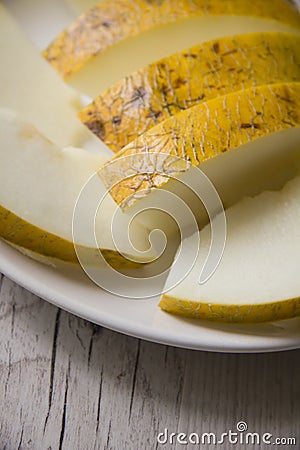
[1,240,300,353]
[1,0,300,353]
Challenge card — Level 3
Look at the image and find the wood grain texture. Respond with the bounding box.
[0,273,299,450]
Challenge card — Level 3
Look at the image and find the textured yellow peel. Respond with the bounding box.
[43,0,300,79]
[0,195,140,269]
[99,82,300,208]
[80,32,300,153]
[159,295,300,323]
[1,206,135,267]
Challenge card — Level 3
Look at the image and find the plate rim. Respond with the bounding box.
[1,241,300,354]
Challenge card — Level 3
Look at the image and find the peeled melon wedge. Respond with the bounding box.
[80,31,300,153]
[159,176,300,323]
[43,0,300,97]
[0,109,155,267]
[99,82,300,234]
[0,4,103,151]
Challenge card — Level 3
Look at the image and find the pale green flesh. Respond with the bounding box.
[65,0,99,14]
[0,4,107,153]
[69,15,300,97]
[165,176,300,306]
[129,127,300,236]
[0,109,155,260]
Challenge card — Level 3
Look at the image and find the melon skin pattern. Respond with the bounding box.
[79,32,300,153]
[43,0,300,82]
[99,82,300,209]
[159,176,300,323]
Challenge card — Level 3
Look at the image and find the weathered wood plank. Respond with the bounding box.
[0,275,57,449]
[0,275,299,450]
[124,342,187,449]
[174,351,300,450]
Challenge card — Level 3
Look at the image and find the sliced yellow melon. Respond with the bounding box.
[0,108,156,267]
[99,83,300,234]
[43,0,300,97]
[80,32,300,153]
[1,0,76,49]
[159,176,300,323]
[0,4,103,151]
[65,0,100,15]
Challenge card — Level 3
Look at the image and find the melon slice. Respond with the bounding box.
[0,109,156,267]
[43,0,300,97]
[1,0,76,49]
[0,4,104,152]
[80,32,300,153]
[65,0,100,15]
[99,82,300,234]
[159,176,300,323]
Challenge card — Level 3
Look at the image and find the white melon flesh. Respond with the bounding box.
[0,4,105,152]
[120,127,300,238]
[65,0,100,15]
[160,176,300,323]
[68,16,299,97]
[0,109,154,266]
[1,0,76,48]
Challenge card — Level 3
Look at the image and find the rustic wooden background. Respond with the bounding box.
[0,273,299,449]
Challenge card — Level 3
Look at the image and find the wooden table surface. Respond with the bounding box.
[0,273,299,450]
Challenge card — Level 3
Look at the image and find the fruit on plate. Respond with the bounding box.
[43,0,300,97]
[99,82,300,233]
[2,1,300,325]
[0,4,101,150]
[79,31,300,153]
[159,175,300,323]
[0,108,156,267]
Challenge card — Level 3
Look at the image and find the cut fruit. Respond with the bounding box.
[1,0,76,49]
[159,176,300,323]
[99,82,300,234]
[0,108,156,267]
[65,0,100,15]
[43,0,300,97]
[0,4,104,151]
[80,32,300,153]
